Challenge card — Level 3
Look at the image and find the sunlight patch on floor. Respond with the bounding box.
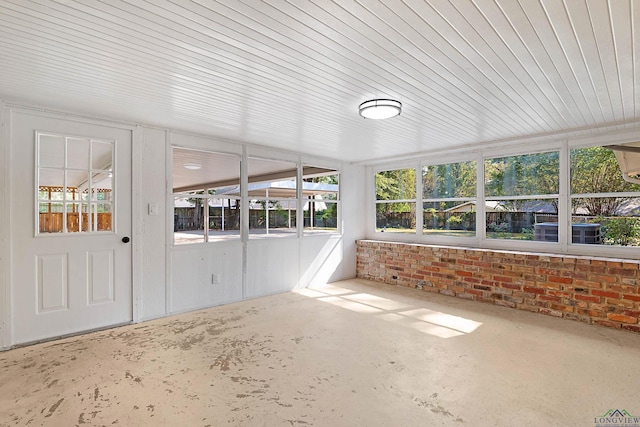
[318,296,383,314]
[398,308,483,334]
[376,313,466,338]
[298,283,483,339]
[341,293,413,311]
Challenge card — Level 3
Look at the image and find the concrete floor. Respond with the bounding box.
[1,278,640,427]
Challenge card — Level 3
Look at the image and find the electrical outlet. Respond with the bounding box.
[212,273,221,284]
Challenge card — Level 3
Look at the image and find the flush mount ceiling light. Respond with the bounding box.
[183,163,202,170]
[358,99,402,119]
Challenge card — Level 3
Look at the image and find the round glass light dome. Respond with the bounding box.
[358,99,402,119]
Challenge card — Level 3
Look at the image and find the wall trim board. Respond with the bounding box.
[165,132,173,315]
[0,102,10,349]
[131,124,143,323]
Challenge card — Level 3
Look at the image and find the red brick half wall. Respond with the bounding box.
[356,240,640,333]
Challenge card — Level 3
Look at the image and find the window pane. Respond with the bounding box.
[208,198,241,241]
[248,157,297,199]
[570,145,640,246]
[423,201,475,237]
[173,196,205,244]
[92,141,113,170]
[92,171,112,201]
[79,203,89,232]
[67,138,90,170]
[485,151,559,197]
[376,169,415,200]
[66,203,82,233]
[304,201,338,232]
[571,146,640,194]
[485,199,558,241]
[36,133,115,236]
[50,187,64,201]
[303,166,339,233]
[423,161,476,198]
[249,201,267,233]
[269,201,296,230]
[173,148,242,244]
[376,202,416,233]
[38,134,65,168]
[572,197,640,246]
[66,170,88,201]
[303,166,339,199]
[39,185,64,201]
[93,203,112,231]
[248,157,297,238]
[39,169,64,198]
[249,199,296,236]
[39,202,63,233]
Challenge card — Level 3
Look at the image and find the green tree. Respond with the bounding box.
[485,152,559,212]
[304,172,339,227]
[376,169,416,201]
[376,169,416,228]
[423,161,476,199]
[571,147,640,215]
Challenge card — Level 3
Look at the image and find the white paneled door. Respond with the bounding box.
[10,110,132,345]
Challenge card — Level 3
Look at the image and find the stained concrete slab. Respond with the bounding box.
[1,278,639,426]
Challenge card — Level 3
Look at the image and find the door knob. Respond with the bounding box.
[122,236,130,243]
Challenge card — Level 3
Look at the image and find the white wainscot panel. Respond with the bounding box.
[246,239,299,298]
[299,235,343,288]
[138,126,167,320]
[88,250,114,304]
[170,242,243,313]
[37,254,68,313]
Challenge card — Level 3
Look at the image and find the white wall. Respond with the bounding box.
[135,126,168,320]
[0,103,367,347]
[297,163,367,287]
[171,242,244,312]
[246,238,300,297]
[161,130,367,315]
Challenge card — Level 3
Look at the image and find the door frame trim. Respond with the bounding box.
[132,125,143,322]
[1,103,138,349]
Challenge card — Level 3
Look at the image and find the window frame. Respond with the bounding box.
[369,137,640,257]
[171,147,242,245]
[568,142,640,253]
[421,158,478,242]
[246,156,299,240]
[170,144,344,247]
[373,164,418,235]
[35,131,116,237]
[482,149,561,246]
[302,165,341,236]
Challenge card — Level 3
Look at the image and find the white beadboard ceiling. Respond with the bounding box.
[1,0,640,163]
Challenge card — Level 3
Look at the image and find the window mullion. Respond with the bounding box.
[558,140,569,250]
[416,163,423,236]
[477,152,486,241]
